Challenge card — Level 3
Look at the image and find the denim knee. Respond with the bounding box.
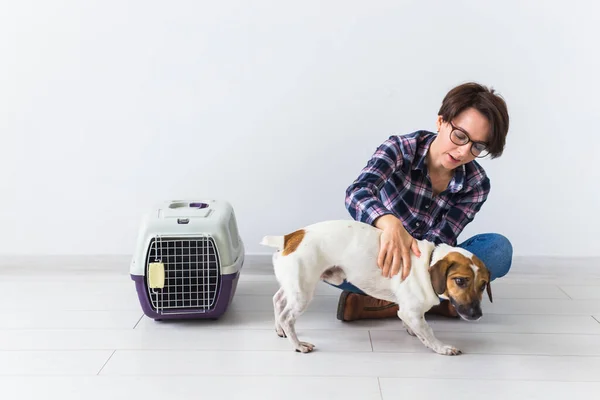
[459,233,513,281]
[489,234,513,280]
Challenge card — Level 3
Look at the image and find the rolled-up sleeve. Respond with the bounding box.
[345,137,405,225]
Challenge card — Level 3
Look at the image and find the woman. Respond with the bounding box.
[335,82,512,321]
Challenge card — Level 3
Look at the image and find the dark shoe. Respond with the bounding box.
[425,300,459,318]
[336,290,399,321]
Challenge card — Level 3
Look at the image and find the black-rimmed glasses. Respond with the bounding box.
[448,122,490,158]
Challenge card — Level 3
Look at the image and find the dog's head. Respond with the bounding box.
[429,245,493,321]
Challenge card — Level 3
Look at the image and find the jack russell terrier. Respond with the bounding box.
[261,220,493,355]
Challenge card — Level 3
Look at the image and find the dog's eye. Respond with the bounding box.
[480,283,487,291]
[454,278,467,287]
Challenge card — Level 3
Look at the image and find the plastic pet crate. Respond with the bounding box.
[130,200,244,320]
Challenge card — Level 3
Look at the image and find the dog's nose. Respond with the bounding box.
[469,306,482,319]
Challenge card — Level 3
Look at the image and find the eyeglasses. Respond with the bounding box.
[448,122,490,158]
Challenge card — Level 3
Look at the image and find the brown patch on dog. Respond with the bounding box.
[282,229,305,256]
[472,255,493,303]
[430,252,492,307]
[429,256,460,295]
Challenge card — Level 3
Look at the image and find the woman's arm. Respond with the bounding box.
[345,136,420,280]
[344,137,404,225]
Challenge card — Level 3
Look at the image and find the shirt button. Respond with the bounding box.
[416,222,420,227]
[425,204,429,209]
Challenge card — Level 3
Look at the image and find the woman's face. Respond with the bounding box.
[434,107,491,171]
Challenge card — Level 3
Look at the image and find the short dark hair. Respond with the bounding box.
[438,82,509,158]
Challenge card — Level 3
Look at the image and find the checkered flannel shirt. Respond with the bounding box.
[345,130,491,246]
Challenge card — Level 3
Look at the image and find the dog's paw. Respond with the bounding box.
[402,322,416,336]
[435,344,462,356]
[275,327,286,338]
[295,342,315,353]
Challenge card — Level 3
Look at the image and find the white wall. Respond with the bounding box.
[1,0,598,257]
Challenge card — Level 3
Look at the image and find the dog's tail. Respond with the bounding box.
[260,235,284,249]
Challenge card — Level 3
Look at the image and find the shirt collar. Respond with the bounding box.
[413,131,466,193]
[448,165,466,193]
[412,132,435,172]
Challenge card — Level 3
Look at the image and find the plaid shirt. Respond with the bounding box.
[345,130,490,246]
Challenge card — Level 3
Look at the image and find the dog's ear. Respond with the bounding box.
[486,281,493,303]
[429,258,454,295]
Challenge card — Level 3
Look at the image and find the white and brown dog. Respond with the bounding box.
[261,220,493,355]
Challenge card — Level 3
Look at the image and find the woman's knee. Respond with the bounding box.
[489,233,513,280]
[460,233,513,280]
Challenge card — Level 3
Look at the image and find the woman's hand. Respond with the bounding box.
[374,215,421,280]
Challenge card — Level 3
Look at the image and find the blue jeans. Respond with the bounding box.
[330,233,513,295]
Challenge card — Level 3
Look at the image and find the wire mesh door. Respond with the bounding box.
[145,236,221,314]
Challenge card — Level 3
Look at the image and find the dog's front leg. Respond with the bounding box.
[402,321,416,336]
[398,311,461,356]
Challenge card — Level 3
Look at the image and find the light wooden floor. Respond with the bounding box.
[1,256,600,399]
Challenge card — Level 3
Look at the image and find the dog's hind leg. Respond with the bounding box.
[273,287,287,338]
[279,288,316,353]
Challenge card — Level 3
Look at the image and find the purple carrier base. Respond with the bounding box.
[131,272,240,320]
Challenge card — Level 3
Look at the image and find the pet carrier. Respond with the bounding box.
[130,200,244,320]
